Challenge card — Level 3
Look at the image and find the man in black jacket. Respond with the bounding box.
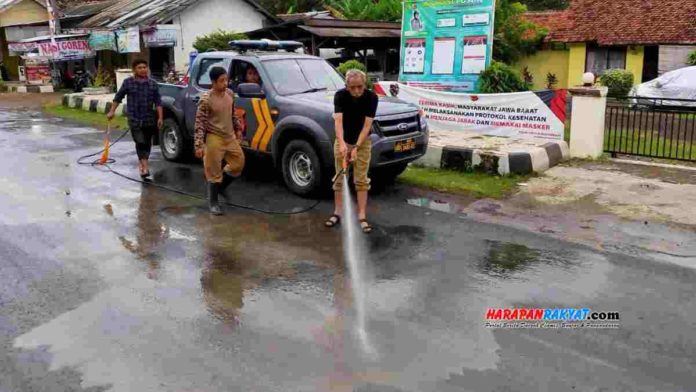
[107,59,163,179]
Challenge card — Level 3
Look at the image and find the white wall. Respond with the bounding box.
[173,0,267,71]
[659,45,696,75]
[5,25,50,41]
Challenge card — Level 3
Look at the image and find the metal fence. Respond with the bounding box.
[604,97,696,162]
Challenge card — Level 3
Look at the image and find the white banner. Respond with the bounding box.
[143,25,178,47]
[38,39,95,60]
[378,82,565,140]
[8,42,38,55]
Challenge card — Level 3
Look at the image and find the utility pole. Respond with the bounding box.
[45,0,61,88]
[45,0,61,42]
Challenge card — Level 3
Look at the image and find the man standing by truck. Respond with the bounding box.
[107,59,163,179]
[325,69,378,234]
[194,67,245,216]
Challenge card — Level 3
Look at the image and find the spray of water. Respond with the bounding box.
[340,175,375,357]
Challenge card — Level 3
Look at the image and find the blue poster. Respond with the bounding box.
[399,0,496,93]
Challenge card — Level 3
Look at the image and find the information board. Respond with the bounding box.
[399,0,496,93]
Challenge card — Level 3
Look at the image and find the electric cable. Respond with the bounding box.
[76,128,322,215]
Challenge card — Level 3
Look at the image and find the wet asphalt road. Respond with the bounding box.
[1,108,695,392]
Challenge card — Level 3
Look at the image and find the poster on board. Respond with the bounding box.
[403,38,426,74]
[89,31,117,51]
[24,57,52,85]
[116,27,141,53]
[399,0,496,93]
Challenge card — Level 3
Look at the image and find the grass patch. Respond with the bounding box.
[43,103,128,130]
[605,129,696,161]
[399,166,528,198]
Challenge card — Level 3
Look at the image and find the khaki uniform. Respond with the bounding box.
[333,139,372,192]
[194,89,245,183]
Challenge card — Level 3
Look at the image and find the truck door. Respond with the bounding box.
[230,59,273,152]
[184,57,232,134]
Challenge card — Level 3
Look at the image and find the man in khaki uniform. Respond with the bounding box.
[194,67,245,215]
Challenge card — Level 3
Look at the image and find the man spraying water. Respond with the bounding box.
[325,69,378,234]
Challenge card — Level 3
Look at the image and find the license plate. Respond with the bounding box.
[394,138,416,153]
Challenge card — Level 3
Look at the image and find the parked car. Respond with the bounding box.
[157,40,429,197]
[631,66,696,109]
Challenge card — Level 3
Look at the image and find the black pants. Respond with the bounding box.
[129,119,157,160]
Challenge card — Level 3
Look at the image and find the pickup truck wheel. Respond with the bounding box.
[281,140,324,197]
[160,118,191,162]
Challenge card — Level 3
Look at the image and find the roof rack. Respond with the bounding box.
[228,39,304,53]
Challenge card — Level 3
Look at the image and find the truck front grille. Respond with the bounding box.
[374,114,420,137]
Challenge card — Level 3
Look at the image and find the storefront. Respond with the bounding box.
[142,25,177,80]
[9,34,96,87]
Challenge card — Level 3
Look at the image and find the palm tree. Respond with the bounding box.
[326,0,402,21]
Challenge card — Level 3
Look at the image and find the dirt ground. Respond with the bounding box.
[520,160,696,226]
[0,92,63,109]
[460,159,696,268]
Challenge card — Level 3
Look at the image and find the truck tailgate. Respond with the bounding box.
[159,83,185,98]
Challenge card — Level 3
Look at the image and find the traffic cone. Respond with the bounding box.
[99,123,111,165]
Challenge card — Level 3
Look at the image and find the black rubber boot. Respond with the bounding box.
[207,182,223,216]
[220,172,237,192]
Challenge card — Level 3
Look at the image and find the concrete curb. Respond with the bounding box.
[609,158,696,173]
[63,93,124,116]
[416,139,569,175]
[7,84,54,93]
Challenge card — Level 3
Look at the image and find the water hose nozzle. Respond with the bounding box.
[332,160,353,184]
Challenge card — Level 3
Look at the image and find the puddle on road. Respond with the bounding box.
[480,240,574,279]
[202,267,244,324]
[407,197,465,214]
[483,241,540,274]
[367,225,427,257]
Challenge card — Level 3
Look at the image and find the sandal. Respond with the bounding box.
[359,219,373,234]
[325,215,341,228]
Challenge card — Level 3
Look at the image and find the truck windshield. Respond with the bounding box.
[262,59,345,96]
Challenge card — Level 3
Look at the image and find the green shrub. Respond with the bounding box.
[479,61,529,93]
[599,69,634,98]
[336,59,367,76]
[522,66,534,86]
[687,50,696,66]
[546,72,558,89]
[193,30,247,52]
[336,59,373,89]
[92,65,115,89]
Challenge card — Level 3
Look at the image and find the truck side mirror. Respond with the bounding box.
[237,83,265,99]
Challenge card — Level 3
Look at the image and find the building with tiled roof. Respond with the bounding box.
[516,0,696,90]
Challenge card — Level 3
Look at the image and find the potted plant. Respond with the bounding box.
[83,65,115,95]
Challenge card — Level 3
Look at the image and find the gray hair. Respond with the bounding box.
[345,69,367,83]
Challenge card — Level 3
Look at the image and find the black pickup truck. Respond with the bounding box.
[158,41,429,196]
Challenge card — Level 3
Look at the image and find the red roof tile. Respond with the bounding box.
[524,0,696,45]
